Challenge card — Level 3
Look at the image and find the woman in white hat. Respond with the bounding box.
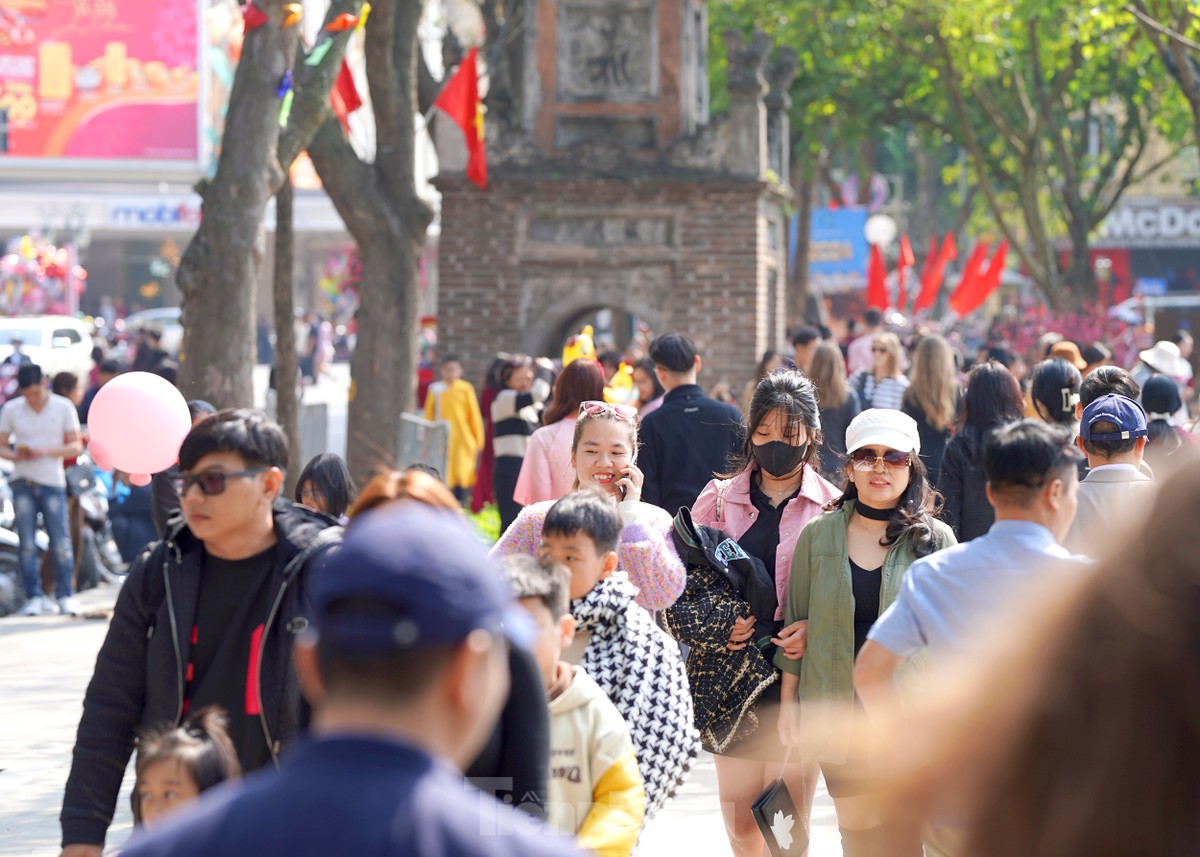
[775,408,956,856]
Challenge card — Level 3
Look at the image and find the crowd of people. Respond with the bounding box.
[29,308,1200,857]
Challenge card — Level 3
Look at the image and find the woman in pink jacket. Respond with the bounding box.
[492,400,686,612]
[690,368,839,857]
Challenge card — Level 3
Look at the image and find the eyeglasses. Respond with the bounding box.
[871,347,889,354]
[579,400,639,422]
[171,468,269,497]
[849,449,911,470]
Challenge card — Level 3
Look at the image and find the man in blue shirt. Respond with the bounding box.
[853,420,1087,857]
[120,504,579,857]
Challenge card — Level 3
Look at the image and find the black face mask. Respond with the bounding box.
[752,441,807,478]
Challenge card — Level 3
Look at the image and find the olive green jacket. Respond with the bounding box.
[774,502,957,707]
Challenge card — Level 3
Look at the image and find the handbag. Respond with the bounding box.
[751,747,809,856]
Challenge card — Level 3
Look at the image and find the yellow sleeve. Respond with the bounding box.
[423,388,436,421]
[577,750,645,857]
[463,381,485,451]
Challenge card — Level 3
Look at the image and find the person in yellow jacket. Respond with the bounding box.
[505,555,645,857]
[423,355,485,504]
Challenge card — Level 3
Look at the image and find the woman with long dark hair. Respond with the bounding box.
[632,356,666,416]
[679,369,841,856]
[1141,374,1191,474]
[491,355,555,530]
[940,362,1026,541]
[512,359,606,506]
[778,408,955,856]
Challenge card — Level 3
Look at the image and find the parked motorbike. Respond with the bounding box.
[67,456,127,590]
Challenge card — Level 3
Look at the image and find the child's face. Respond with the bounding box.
[516,596,575,691]
[137,759,200,828]
[441,361,463,383]
[540,532,617,600]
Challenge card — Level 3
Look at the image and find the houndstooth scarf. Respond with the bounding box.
[572,572,700,820]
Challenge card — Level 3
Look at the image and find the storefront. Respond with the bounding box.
[1093,198,1200,303]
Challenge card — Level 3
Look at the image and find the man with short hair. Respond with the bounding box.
[119,504,579,857]
[4,337,32,367]
[60,410,340,857]
[854,420,1086,856]
[791,325,822,375]
[78,359,122,425]
[638,333,742,513]
[1,363,83,616]
[1064,394,1155,554]
[846,308,885,375]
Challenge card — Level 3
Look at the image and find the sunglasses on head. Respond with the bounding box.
[850,448,911,469]
[170,468,269,497]
[579,400,639,422]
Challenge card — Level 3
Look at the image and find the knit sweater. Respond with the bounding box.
[570,574,699,820]
[490,500,685,612]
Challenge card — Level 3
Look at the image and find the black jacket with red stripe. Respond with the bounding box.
[61,501,340,848]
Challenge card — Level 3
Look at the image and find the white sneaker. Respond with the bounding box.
[57,596,82,616]
[18,595,54,616]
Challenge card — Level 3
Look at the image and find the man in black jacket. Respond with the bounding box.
[59,410,339,857]
[638,333,743,514]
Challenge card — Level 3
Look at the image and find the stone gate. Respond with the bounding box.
[436,1,797,389]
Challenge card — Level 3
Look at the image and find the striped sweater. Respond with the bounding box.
[492,377,552,459]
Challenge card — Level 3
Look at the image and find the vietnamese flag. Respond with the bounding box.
[330,60,363,133]
[866,244,889,310]
[914,233,958,312]
[949,242,992,315]
[896,235,916,311]
[435,47,487,189]
[954,241,1009,316]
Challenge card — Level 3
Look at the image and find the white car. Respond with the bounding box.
[0,316,93,380]
[124,307,183,357]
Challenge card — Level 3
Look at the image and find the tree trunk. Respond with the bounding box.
[1063,217,1095,307]
[177,1,295,408]
[788,156,816,326]
[272,178,302,495]
[307,0,433,487]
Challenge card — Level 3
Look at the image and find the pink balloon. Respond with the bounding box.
[86,372,192,478]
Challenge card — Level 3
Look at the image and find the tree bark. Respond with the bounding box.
[177,0,296,407]
[175,0,365,409]
[308,0,433,487]
[788,155,816,326]
[272,178,302,495]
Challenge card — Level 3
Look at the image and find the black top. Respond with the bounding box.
[187,545,278,773]
[902,401,954,486]
[939,430,994,541]
[817,390,862,480]
[150,465,181,539]
[465,644,550,819]
[849,557,882,657]
[737,478,797,643]
[639,384,743,514]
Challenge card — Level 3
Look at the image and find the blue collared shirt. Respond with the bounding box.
[868,520,1086,659]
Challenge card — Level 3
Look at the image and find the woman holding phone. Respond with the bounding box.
[490,400,686,612]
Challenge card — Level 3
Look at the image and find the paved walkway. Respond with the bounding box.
[0,583,843,856]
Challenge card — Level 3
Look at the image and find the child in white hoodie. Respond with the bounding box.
[504,555,645,857]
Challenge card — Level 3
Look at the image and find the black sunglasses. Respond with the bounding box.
[849,449,911,469]
[170,468,270,497]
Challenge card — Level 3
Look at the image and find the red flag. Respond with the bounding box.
[954,241,1009,316]
[896,235,916,311]
[329,60,362,133]
[949,241,992,315]
[914,233,958,312]
[434,47,487,189]
[866,244,888,310]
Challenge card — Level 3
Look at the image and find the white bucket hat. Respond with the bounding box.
[845,408,921,455]
[1138,341,1190,379]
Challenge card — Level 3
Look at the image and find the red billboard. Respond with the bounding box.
[0,0,201,170]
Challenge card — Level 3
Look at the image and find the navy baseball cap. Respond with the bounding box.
[1080,394,1148,441]
[311,503,533,654]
